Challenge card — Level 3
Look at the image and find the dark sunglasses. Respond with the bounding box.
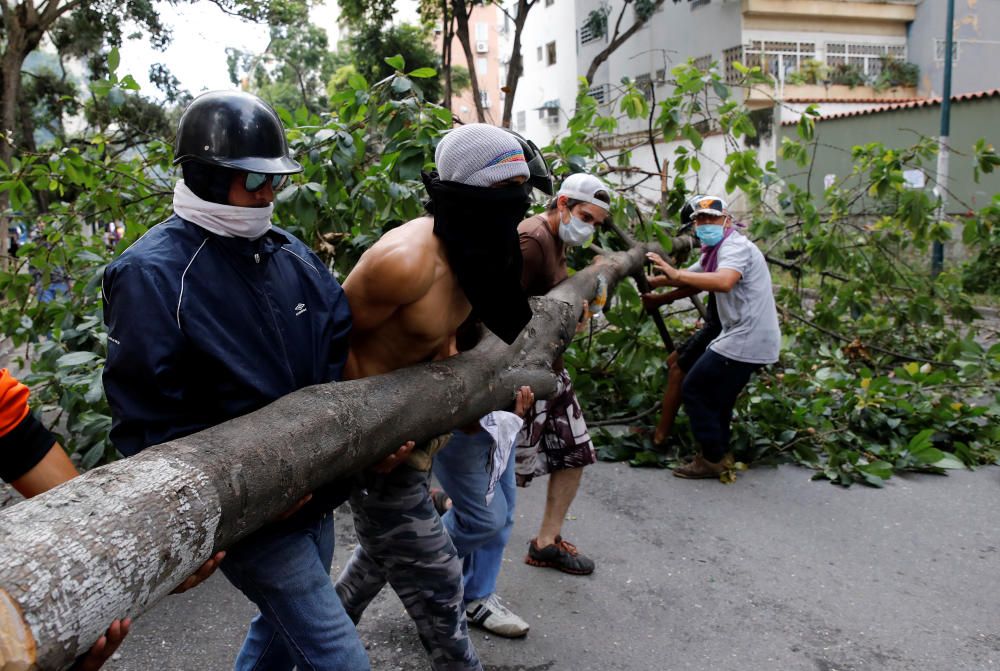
[244,172,288,193]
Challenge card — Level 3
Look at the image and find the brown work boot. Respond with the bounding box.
[673,453,733,479]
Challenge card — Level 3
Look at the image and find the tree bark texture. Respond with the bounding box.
[499,0,533,128]
[584,0,666,85]
[451,0,485,122]
[0,238,687,670]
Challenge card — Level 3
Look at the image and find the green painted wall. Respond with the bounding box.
[777,96,1000,214]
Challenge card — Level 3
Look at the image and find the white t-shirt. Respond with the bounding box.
[686,232,781,364]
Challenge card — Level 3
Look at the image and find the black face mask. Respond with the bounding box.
[422,170,533,345]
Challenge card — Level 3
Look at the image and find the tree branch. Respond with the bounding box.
[584,0,666,84]
[0,238,682,670]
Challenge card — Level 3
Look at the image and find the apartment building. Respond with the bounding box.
[436,4,512,125]
[503,0,582,145]
[908,0,1000,98]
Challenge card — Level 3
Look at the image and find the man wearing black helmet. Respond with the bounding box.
[102,91,369,670]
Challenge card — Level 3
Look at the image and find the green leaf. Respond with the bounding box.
[108,47,120,74]
[385,54,406,71]
[408,67,437,79]
[391,77,412,94]
[56,351,100,368]
[930,454,965,470]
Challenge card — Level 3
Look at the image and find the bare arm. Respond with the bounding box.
[10,442,78,498]
[641,285,701,309]
[646,252,740,293]
[343,241,437,334]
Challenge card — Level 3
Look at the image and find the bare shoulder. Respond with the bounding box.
[345,217,439,305]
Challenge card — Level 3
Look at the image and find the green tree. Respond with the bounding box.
[1,57,997,488]
[227,7,338,113]
[347,23,445,103]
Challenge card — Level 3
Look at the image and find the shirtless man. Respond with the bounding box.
[335,124,550,670]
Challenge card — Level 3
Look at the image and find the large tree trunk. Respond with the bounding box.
[452,0,485,122]
[440,0,454,111]
[500,0,533,128]
[0,238,687,670]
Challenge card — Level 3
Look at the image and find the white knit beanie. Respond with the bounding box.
[435,124,531,187]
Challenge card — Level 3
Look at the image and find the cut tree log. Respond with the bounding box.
[0,237,685,670]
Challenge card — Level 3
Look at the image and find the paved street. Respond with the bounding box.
[103,462,1000,671]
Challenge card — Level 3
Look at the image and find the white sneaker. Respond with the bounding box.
[465,593,530,638]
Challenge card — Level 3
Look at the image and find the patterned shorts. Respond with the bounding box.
[515,368,596,487]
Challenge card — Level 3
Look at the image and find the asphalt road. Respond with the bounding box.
[100,461,1000,671]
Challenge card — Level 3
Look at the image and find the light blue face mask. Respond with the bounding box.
[695,224,725,247]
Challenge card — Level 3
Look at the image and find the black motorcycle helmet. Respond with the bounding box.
[174,91,302,173]
[174,91,302,204]
[502,128,553,195]
[678,196,698,232]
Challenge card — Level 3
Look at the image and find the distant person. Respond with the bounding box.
[102,91,369,670]
[515,172,611,575]
[0,368,223,670]
[641,198,721,448]
[645,195,780,478]
[28,222,71,303]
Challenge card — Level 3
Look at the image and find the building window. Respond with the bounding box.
[480,90,491,109]
[734,40,817,84]
[691,0,710,7]
[516,110,526,131]
[692,54,712,72]
[475,22,489,41]
[545,0,554,6]
[537,46,543,62]
[546,41,557,66]
[588,83,609,105]
[827,42,906,78]
[476,57,488,75]
[538,100,559,123]
[579,20,600,46]
[934,38,960,62]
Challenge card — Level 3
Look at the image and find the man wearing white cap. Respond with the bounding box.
[646,194,781,479]
[335,123,548,670]
[515,172,611,575]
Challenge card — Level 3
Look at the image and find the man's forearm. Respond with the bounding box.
[673,269,736,292]
[11,443,79,498]
[662,286,701,302]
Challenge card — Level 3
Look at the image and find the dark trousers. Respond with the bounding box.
[681,349,763,462]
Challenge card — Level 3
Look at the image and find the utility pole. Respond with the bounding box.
[931,0,955,276]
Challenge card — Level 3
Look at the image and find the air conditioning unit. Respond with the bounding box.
[476,40,489,53]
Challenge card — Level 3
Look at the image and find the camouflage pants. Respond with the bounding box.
[515,368,596,487]
[335,465,482,671]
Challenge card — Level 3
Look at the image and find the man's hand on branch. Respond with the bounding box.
[575,300,590,334]
[373,441,417,474]
[513,386,535,418]
[646,252,686,286]
[641,292,670,311]
[71,618,131,671]
[645,274,670,289]
[172,551,227,594]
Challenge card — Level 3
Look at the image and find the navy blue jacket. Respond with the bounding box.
[102,216,351,460]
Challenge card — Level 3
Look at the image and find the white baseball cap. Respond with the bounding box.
[688,194,728,218]
[557,173,611,211]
